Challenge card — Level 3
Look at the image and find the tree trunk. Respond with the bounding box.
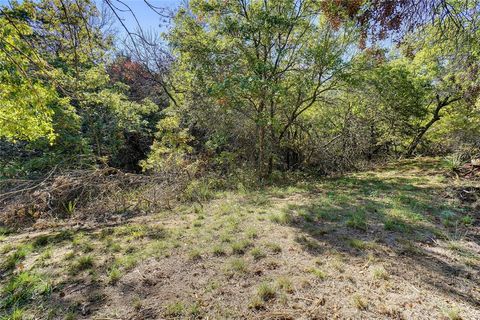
[258,124,266,177]
[405,95,461,157]
[405,116,439,156]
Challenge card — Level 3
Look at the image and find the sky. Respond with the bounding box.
[0,0,183,36]
[102,0,182,34]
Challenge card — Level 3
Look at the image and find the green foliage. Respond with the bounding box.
[352,294,368,310]
[1,244,32,273]
[0,15,59,144]
[251,247,266,260]
[346,210,367,230]
[1,0,479,179]
[0,0,161,176]
[1,271,51,312]
[107,267,122,285]
[443,153,464,172]
[309,267,327,279]
[227,258,248,274]
[256,282,276,301]
[231,240,252,255]
[183,179,215,202]
[70,255,94,274]
[168,0,356,175]
[140,111,197,177]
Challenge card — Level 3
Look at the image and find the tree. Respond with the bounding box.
[0,0,161,174]
[166,0,356,177]
[346,51,431,157]
[0,14,59,143]
[400,19,480,155]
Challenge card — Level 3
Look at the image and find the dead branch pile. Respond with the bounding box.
[0,167,189,229]
[452,186,480,204]
[457,163,480,180]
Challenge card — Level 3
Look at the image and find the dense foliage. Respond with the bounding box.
[1,0,479,180]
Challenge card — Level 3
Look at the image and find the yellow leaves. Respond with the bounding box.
[0,81,57,143]
[157,115,181,131]
[141,113,194,172]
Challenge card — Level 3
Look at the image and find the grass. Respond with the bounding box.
[107,267,122,284]
[347,238,376,250]
[256,282,276,301]
[442,154,464,172]
[251,247,266,260]
[384,217,409,232]
[249,296,266,310]
[132,296,143,311]
[352,294,368,310]
[346,210,367,230]
[105,238,122,253]
[220,233,232,243]
[329,255,345,273]
[188,249,202,261]
[269,212,291,225]
[1,271,51,311]
[266,242,282,254]
[231,239,252,255]
[371,266,389,280]
[227,258,248,274]
[1,244,32,272]
[245,227,258,239]
[70,255,94,274]
[460,215,474,226]
[309,267,327,279]
[296,235,323,251]
[193,220,202,228]
[164,301,185,317]
[443,306,463,320]
[212,244,226,256]
[0,158,477,318]
[276,277,293,293]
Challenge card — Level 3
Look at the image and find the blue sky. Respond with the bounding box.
[102,0,182,34]
[0,0,183,35]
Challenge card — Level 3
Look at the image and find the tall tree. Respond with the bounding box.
[401,20,480,155]
[0,0,161,174]
[166,0,355,177]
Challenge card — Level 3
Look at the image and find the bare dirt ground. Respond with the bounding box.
[1,158,479,319]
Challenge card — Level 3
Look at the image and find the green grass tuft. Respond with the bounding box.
[212,244,226,256]
[309,267,327,279]
[1,271,51,311]
[164,301,185,317]
[227,258,248,274]
[107,267,122,284]
[352,294,368,310]
[256,282,276,301]
[346,210,367,230]
[231,239,252,255]
[251,247,266,260]
[70,255,94,274]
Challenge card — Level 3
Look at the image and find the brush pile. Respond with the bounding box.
[457,160,480,180]
[0,167,188,229]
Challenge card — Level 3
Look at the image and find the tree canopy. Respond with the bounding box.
[1,0,479,178]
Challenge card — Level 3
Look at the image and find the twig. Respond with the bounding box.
[0,166,58,201]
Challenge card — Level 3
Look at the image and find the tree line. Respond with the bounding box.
[1,0,479,180]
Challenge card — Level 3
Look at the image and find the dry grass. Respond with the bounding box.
[0,158,479,319]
